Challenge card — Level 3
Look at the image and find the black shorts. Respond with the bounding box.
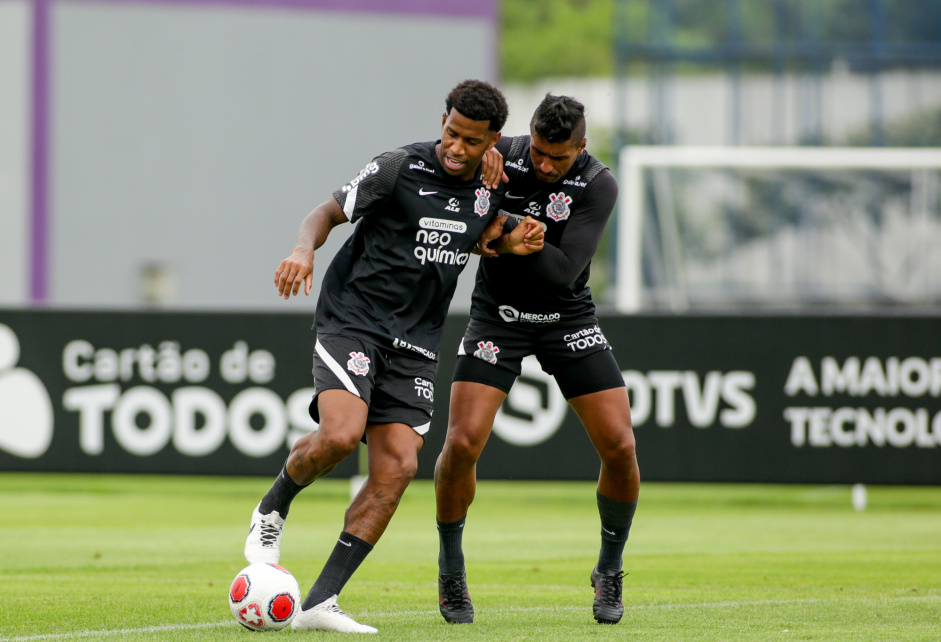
[453,317,625,399]
[310,334,436,436]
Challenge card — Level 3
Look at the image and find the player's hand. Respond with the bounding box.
[505,216,544,255]
[481,147,509,190]
[274,251,314,300]
[473,214,508,258]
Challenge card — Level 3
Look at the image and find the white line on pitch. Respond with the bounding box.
[3,595,938,641]
[0,622,235,642]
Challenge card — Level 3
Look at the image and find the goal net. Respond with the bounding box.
[615,146,941,313]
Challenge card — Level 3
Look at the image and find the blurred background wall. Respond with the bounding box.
[4,0,941,313]
[1,0,497,311]
[0,1,31,306]
[504,0,941,313]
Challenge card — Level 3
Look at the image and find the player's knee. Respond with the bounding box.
[602,430,637,465]
[443,428,485,464]
[399,457,419,483]
[378,452,419,488]
[395,447,421,480]
[307,428,360,462]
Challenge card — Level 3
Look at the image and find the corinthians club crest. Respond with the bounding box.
[546,191,572,222]
[473,340,500,365]
[347,351,371,376]
[474,187,491,217]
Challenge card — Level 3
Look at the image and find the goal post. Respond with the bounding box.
[616,146,941,313]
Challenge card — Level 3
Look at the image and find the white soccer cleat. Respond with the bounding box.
[291,595,378,634]
[244,503,285,564]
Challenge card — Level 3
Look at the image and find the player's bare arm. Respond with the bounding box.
[480,147,508,190]
[275,198,349,300]
[472,214,508,257]
[477,216,544,257]
[499,216,544,255]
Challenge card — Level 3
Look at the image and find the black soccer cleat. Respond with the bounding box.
[438,570,474,624]
[590,566,625,624]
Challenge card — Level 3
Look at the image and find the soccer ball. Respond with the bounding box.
[228,562,301,631]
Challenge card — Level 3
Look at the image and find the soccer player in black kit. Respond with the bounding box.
[242,80,543,634]
[434,94,639,626]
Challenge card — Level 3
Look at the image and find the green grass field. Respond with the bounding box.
[1,473,940,641]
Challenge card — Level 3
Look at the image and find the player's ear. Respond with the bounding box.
[577,137,587,155]
[488,132,502,149]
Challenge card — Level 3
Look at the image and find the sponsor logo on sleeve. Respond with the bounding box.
[341,162,380,193]
[505,157,529,173]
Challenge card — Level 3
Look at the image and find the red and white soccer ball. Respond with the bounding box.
[229,563,301,632]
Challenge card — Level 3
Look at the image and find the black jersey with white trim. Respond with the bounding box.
[315,141,502,362]
[470,135,618,325]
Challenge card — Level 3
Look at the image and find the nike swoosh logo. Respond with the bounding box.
[602,527,616,536]
[338,539,352,547]
[505,193,525,199]
[419,188,437,196]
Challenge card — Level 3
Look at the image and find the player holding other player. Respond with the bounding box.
[243,80,543,634]
[434,94,639,626]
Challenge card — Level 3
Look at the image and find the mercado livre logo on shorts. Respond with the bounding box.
[497,305,560,324]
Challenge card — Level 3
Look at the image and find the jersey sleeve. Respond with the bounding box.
[494,135,514,156]
[332,148,407,223]
[525,169,619,287]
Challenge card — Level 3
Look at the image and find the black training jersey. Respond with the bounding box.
[470,135,618,325]
[315,141,502,362]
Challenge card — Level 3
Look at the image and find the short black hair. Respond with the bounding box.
[530,94,587,144]
[445,80,509,133]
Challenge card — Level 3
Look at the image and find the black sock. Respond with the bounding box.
[258,464,305,519]
[302,532,373,609]
[437,517,466,575]
[596,490,637,573]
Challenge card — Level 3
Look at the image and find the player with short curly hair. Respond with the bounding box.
[445,79,511,133]
[242,79,542,634]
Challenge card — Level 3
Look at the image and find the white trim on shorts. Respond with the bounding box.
[315,339,361,397]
